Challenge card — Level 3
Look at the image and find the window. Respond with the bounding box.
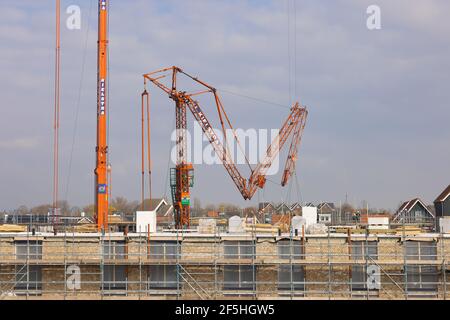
[148,265,178,290]
[148,241,178,290]
[224,241,255,259]
[14,241,42,292]
[103,241,126,259]
[405,241,438,292]
[102,265,127,291]
[223,265,254,290]
[223,241,255,290]
[277,240,304,291]
[351,241,378,291]
[148,241,178,260]
[15,241,42,260]
[15,265,42,291]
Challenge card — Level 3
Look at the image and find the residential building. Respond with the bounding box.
[393,198,435,229]
[434,185,450,231]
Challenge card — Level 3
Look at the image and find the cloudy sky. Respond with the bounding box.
[0,0,449,211]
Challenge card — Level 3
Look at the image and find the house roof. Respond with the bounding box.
[160,204,173,217]
[404,198,421,212]
[77,217,94,224]
[318,202,335,210]
[141,198,165,211]
[393,198,435,221]
[434,184,450,203]
[290,203,302,210]
[276,203,292,212]
[397,201,410,213]
[258,202,271,210]
[136,198,172,216]
[258,202,276,213]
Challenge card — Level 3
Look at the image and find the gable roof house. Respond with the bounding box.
[434,184,450,230]
[258,202,276,214]
[258,202,277,224]
[316,202,339,225]
[275,203,292,214]
[290,203,302,215]
[317,203,336,213]
[136,198,174,227]
[393,198,435,228]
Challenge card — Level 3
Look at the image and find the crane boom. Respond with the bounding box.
[248,102,307,197]
[183,95,248,198]
[281,108,307,187]
[95,0,109,231]
[143,67,308,226]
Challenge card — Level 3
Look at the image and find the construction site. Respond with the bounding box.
[0,223,449,300]
[1,1,450,301]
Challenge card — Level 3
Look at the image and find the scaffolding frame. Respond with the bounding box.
[0,226,448,300]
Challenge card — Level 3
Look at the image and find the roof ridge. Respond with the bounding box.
[434,184,450,203]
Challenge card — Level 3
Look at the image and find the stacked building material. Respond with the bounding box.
[0,225,27,232]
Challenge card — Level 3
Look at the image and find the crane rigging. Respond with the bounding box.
[143,66,308,228]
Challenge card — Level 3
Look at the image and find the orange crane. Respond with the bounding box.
[143,67,308,228]
[95,0,109,231]
[52,0,61,225]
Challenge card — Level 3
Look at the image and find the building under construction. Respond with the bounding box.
[2,0,449,302]
[1,223,449,300]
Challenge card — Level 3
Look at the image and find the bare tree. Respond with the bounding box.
[340,203,355,214]
[218,203,241,213]
[30,204,52,215]
[204,204,217,213]
[110,196,139,215]
[82,204,95,217]
[15,205,29,215]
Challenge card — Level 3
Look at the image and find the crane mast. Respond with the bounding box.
[143,67,308,228]
[95,0,109,231]
[52,0,61,225]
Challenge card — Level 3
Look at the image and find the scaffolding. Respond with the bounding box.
[0,226,449,300]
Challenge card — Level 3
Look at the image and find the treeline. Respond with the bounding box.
[4,197,394,218]
[6,197,139,217]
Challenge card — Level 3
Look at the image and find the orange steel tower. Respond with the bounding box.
[52,0,61,225]
[95,0,109,231]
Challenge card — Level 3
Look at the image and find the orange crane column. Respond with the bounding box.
[95,0,109,231]
[52,0,61,225]
[174,98,192,228]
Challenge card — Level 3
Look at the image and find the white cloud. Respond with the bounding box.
[0,137,40,150]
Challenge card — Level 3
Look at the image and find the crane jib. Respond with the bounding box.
[143,66,308,225]
[192,103,218,143]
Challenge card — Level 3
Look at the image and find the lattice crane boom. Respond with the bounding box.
[143,66,308,227]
